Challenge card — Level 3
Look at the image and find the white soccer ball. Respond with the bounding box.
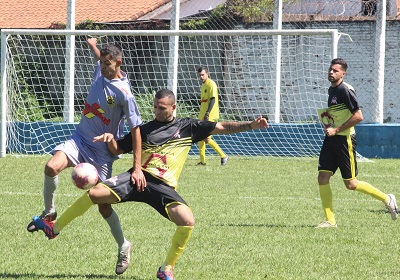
[71,163,99,190]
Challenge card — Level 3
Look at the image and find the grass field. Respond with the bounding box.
[1,155,400,279]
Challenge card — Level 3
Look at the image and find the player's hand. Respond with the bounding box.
[250,116,269,129]
[325,127,337,137]
[131,168,146,192]
[93,133,114,142]
[87,37,97,47]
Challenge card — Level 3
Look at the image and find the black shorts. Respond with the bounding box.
[99,171,188,220]
[318,134,358,180]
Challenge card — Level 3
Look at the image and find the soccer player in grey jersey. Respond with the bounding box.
[27,38,145,274]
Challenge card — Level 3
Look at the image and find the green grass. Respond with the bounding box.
[1,156,400,279]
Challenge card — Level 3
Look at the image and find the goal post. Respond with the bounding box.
[1,28,339,158]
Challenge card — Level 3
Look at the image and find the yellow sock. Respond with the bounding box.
[163,226,194,268]
[54,192,94,234]
[319,184,336,224]
[355,181,388,203]
[199,141,206,164]
[207,139,226,158]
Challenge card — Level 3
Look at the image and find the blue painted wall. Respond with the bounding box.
[6,122,400,158]
[355,124,400,158]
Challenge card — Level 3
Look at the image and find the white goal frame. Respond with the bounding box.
[1,28,338,157]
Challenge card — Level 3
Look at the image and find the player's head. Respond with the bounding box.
[154,89,176,122]
[197,66,209,83]
[100,44,123,61]
[330,58,347,71]
[328,58,347,85]
[99,44,123,80]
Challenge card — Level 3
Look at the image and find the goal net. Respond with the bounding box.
[1,29,338,157]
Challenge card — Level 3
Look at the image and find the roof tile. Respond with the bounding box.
[0,0,170,29]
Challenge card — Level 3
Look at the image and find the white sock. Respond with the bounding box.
[105,209,125,248]
[43,174,58,214]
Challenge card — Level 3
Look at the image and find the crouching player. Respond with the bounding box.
[33,88,269,279]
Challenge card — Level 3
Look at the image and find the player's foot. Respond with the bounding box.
[32,216,58,239]
[115,241,132,275]
[315,221,337,228]
[27,212,57,232]
[221,155,229,166]
[157,266,174,280]
[385,194,398,220]
[196,162,206,166]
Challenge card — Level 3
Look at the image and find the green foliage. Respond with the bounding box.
[2,156,400,279]
[226,0,275,22]
[133,88,197,122]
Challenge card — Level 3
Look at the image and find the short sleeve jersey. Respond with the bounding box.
[73,62,142,162]
[319,81,359,136]
[118,118,216,188]
[198,78,220,121]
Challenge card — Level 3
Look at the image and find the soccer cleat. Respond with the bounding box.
[115,241,132,275]
[196,162,206,166]
[157,266,174,280]
[27,212,57,233]
[32,216,58,239]
[221,155,229,166]
[315,221,337,228]
[385,194,398,220]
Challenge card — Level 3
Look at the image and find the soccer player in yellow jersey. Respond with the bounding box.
[33,89,269,279]
[316,58,398,228]
[197,66,229,166]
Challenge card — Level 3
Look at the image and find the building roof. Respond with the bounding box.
[0,0,170,29]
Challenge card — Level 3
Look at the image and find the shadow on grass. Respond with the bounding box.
[214,223,315,228]
[0,272,152,280]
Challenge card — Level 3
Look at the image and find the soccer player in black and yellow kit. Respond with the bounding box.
[197,66,229,166]
[316,58,398,228]
[33,89,269,279]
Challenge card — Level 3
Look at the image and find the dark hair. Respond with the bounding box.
[197,66,208,73]
[100,44,123,60]
[330,58,348,71]
[155,89,176,103]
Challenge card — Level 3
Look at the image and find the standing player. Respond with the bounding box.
[196,66,229,166]
[316,58,398,228]
[32,88,269,280]
[27,38,145,274]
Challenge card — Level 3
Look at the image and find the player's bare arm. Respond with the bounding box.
[87,37,100,62]
[212,116,269,134]
[325,109,363,137]
[130,126,146,192]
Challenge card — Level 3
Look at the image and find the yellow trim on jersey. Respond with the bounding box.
[318,105,354,136]
[142,136,193,189]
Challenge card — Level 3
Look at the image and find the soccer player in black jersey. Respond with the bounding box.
[33,88,269,279]
[316,58,398,228]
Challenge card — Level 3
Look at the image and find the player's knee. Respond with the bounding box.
[344,180,357,190]
[317,172,330,185]
[97,203,113,218]
[45,161,61,177]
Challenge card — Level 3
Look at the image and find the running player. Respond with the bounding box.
[316,58,398,228]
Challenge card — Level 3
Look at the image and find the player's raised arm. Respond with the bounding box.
[87,37,100,63]
[211,116,269,135]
